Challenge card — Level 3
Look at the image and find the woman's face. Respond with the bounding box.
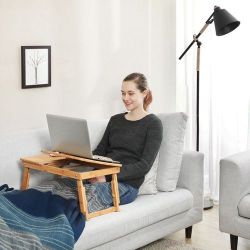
[121,81,146,112]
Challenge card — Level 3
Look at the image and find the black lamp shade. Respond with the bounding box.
[213,7,240,36]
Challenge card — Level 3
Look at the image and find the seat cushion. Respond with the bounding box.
[75,188,193,250]
[238,194,250,219]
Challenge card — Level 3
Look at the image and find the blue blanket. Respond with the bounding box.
[0,179,135,249]
[0,183,85,250]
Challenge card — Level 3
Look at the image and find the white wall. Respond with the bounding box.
[0,0,176,134]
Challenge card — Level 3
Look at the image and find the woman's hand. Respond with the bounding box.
[88,176,106,184]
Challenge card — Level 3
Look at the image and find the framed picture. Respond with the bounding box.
[21,46,51,89]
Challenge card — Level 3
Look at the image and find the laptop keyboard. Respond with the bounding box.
[93,155,119,163]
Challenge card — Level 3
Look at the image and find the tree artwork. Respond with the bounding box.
[28,50,46,85]
[21,46,51,89]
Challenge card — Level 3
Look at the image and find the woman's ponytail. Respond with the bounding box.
[143,89,152,111]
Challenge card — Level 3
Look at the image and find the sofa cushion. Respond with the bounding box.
[138,153,159,195]
[157,113,187,192]
[75,188,193,250]
[238,194,250,219]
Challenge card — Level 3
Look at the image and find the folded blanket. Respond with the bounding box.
[0,183,85,250]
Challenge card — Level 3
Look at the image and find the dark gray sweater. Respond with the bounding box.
[93,113,163,189]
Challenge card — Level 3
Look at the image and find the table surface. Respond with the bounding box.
[21,150,122,168]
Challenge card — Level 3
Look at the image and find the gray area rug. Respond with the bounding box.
[138,238,203,250]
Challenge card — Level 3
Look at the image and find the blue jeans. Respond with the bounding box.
[85,182,138,213]
[118,183,138,205]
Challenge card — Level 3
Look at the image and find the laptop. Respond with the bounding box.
[46,114,119,163]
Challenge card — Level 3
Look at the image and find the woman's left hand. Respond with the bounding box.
[88,176,106,184]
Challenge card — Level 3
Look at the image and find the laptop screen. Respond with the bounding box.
[46,114,93,158]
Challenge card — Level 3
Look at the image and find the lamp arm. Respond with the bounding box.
[178,11,215,60]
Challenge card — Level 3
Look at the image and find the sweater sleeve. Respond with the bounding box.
[118,118,163,181]
[92,119,111,156]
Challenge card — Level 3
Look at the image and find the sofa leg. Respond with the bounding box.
[230,234,238,250]
[185,226,192,238]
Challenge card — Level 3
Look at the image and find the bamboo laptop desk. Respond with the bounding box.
[20,151,122,220]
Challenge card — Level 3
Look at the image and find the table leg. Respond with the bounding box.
[111,174,120,212]
[21,167,30,190]
[77,180,89,220]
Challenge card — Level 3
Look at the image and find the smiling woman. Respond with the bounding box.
[92,72,163,191]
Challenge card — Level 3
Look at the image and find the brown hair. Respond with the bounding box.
[123,72,152,111]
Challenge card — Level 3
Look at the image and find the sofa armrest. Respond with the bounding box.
[177,151,204,209]
[219,151,250,232]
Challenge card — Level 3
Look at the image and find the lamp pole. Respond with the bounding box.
[179,13,214,151]
[195,38,201,151]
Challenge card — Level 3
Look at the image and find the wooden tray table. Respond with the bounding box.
[20,151,122,220]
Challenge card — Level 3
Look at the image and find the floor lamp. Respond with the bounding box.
[179,6,240,208]
[179,6,240,152]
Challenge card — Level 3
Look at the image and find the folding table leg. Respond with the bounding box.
[77,180,89,220]
[111,174,120,212]
[21,167,30,190]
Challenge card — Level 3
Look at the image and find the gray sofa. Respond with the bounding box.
[0,113,204,250]
[219,151,250,250]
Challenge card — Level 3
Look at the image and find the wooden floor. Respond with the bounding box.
[167,205,250,250]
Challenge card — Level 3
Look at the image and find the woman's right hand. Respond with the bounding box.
[88,176,106,184]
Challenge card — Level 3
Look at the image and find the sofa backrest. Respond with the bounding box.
[0,113,186,191]
[0,129,51,188]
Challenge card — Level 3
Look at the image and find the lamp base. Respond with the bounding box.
[203,196,214,210]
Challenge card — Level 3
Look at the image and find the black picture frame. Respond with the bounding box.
[21,46,51,89]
